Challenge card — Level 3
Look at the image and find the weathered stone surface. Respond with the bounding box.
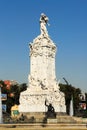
[47,119,57,124]
[19,14,66,113]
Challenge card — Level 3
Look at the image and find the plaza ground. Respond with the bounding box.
[0,123,87,130]
[0,128,87,130]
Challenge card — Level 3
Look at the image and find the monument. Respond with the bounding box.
[19,13,66,113]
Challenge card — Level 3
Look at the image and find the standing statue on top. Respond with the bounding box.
[40,13,49,36]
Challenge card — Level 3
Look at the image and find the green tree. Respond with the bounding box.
[59,83,81,115]
[0,80,27,114]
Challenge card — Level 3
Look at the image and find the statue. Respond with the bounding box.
[40,13,49,36]
[45,100,56,118]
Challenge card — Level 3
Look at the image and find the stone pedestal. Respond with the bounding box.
[19,34,66,113]
[47,119,57,124]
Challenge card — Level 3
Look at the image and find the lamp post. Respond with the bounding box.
[0,85,3,123]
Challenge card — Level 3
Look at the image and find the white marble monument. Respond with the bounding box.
[19,13,66,113]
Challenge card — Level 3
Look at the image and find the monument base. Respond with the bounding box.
[18,112,76,124]
[19,87,66,113]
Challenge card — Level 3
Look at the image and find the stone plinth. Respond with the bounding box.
[19,35,66,113]
[47,119,57,124]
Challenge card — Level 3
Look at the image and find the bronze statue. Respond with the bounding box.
[45,99,56,118]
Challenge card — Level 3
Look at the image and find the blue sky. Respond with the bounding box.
[0,0,87,92]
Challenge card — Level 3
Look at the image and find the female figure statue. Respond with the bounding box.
[40,13,49,36]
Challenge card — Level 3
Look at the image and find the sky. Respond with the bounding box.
[0,0,87,92]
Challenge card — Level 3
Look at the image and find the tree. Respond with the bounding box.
[0,80,27,114]
[59,83,81,115]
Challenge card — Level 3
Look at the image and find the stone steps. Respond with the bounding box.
[19,112,83,124]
